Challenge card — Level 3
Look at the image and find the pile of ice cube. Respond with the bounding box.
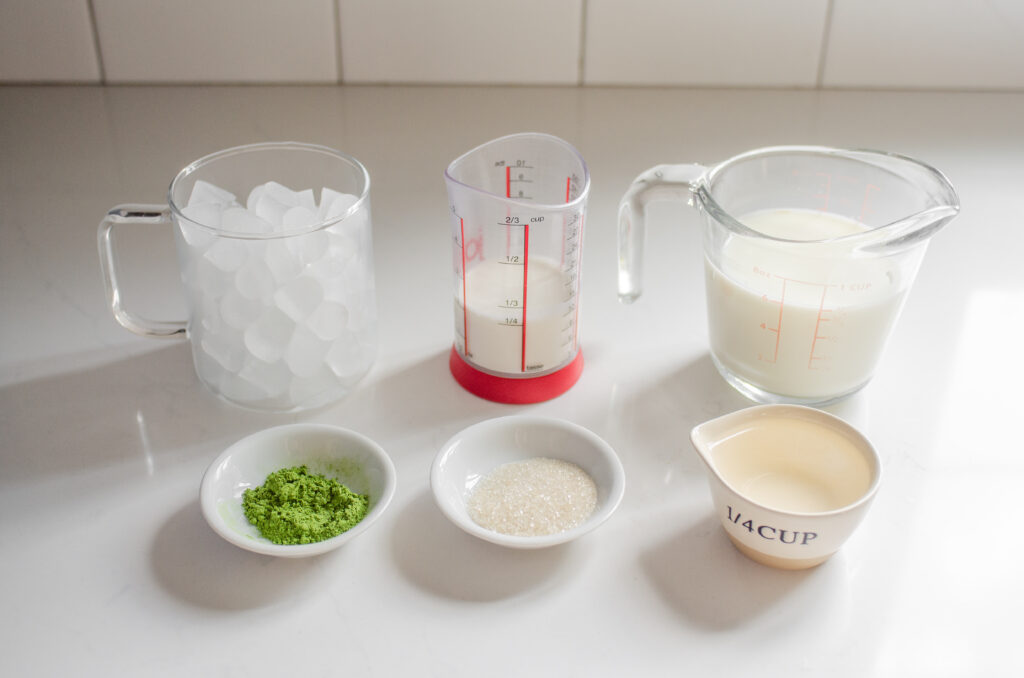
[176,180,376,411]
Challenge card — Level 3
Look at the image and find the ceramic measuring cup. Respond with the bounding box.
[98,142,377,412]
[690,404,881,569]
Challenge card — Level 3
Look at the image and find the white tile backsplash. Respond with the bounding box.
[1,0,1023,89]
[338,0,582,84]
[584,0,830,87]
[824,0,1024,89]
[92,0,338,83]
[0,0,101,82]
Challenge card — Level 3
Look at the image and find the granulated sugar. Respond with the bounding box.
[467,457,598,537]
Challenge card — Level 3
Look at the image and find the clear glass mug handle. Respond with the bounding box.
[617,163,706,303]
[97,204,187,338]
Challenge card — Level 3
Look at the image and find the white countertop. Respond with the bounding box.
[1,85,1022,677]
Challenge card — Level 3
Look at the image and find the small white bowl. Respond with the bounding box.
[431,416,625,549]
[200,423,396,557]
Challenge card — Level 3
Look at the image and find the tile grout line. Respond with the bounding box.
[816,0,836,88]
[86,0,107,84]
[334,0,345,84]
[577,0,589,86]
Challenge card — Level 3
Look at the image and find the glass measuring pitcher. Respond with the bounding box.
[445,133,590,403]
[618,146,959,405]
[98,142,377,412]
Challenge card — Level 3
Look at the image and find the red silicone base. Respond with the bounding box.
[449,347,584,404]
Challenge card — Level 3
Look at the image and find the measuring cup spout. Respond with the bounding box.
[617,163,706,303]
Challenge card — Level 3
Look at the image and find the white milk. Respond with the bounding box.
[705,208,907,400]
[457,257,575,374]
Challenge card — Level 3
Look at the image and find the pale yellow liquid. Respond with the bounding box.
[710,416,873,513]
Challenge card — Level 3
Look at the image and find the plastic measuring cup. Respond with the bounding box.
[445,133,590,403]
[618,146,959,405]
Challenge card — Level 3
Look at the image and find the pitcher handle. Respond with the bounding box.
[617,163,706,303]
[97,204,187,338]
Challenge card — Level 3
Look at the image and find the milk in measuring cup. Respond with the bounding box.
[458,257,574,374]
[706,209,908,400]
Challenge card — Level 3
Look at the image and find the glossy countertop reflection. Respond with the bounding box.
[1,85,1022,677]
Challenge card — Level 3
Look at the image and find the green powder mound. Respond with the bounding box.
[242,465,370,545]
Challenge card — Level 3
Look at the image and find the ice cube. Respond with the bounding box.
[289,230,329,266]
[244,307,294,363]
[220,289,263,330]
[274,276,323,322]
[179,204,220,248]
[204,238,247,272]
[295,188,316,213]
[188,180,237,207]
[253,192,291,228]
[238,356,291,398]
[264,181,301,206]
[306,301,348,341]
[246,185,265,211]
[288,369,344,410]
[318,189,359,222]
[234,259,277,302]
[222,206,272,235]
[284,325,330,378]
[283,205,319,229]
[264,239,302,284]
[199,326,246,373]
[218,371,267,405]
[325,335,372,380]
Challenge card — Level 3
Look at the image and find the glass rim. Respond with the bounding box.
[694,144,958,246]
[167,141,370,240]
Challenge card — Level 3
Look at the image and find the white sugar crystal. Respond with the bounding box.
[221,206,272,235]
[274,276,323,321]
[188,180,237,207]
[219,290,263,330]
[467,458,598,537]
[244,307,294,363]
[282,205,318,229]
[284,325,330,378]
[204,238,247,272]
[306,301,348,341]
[234,259,276,301]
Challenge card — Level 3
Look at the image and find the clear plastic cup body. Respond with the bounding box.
[445,134,589,389]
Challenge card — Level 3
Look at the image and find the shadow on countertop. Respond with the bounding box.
[390,490,579,603]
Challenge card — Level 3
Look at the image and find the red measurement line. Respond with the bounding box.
[773,280,786,363]
[506,166,511,198]
[521,224,529,372]
[808,287,830,370]
[572,214,583,352]
[460,217,468,354]
[565,176,571,202]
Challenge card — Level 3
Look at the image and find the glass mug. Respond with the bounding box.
[98,142,378,412]
[618,146,959,405]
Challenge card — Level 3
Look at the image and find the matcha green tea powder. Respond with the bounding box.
[242,465,370,545]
